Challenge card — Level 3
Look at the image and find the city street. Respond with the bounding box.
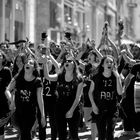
[4,125,92,140]
[4,121,140,140]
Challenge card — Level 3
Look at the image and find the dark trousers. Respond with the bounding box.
[134,112,140,132]
[43,96,57,140]
[123,112,135,131]
[55,105,80,140]
[122,99,137,131]
[96,111,115,140]
[0,126,4,136]
[15,108,36,140]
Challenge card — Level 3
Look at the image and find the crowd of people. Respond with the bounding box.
[0,20,140,140]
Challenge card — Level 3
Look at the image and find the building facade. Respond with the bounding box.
[0,0,36,43]
[116,0,138,41]
[0,0,120,47]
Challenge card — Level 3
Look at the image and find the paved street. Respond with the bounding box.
[4,118,93,140]
[4,126,93,140]
[4,121,140,140]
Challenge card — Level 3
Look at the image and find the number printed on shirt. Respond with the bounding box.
[103,79,112,87]
[45,86,51,96]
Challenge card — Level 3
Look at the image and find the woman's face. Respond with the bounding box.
[88,54,95,64]
[102,57,114,72]
[100,49,106,56]
[16,56,24,69]
[64,60,74,71]
[131,46,140,59]
[24,59,35,73]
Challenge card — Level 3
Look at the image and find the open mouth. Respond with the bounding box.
[26,66,30,70]
[65,64,69,67]
[108,66,111,69]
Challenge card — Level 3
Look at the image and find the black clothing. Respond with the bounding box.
[43,79,57,140]
[0,67,12,135]
[122,63,140,132]
[91,73,118,140]
[14,77,42,140]
[92,73,118,112]
[83,63,97,107]
[121,77,136,131]
[55,74,82,140]
[83,80,91,107]
[0,67,12,117]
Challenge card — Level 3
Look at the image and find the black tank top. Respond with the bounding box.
[92,73,118,112]
[56,74,81,111]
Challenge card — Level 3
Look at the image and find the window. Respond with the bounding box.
[64,4,73,25]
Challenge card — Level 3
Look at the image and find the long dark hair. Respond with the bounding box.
[15,58,40,82]
[96,55,115,74]
[12,53,27,77]
[88,50,98,63]
[58,59,82,83]
[0,50,8,66]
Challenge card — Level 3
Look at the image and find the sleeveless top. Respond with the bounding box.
[92,73,118,113]
[56,74,82,112]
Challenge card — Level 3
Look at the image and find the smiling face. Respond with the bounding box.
[102,56,114,72]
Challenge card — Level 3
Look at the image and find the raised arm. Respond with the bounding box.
[113,67,123,95]
[121,50,136,65]
[108,37,119,60]
[47,52,61,73]
[91,40,103,61]
[41,57,58,81]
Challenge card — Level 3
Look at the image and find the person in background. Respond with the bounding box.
[38,47,60,140]
[82,50,99,140]
[0,50,12,140]
[121,63,140,136]
[12,53,27,77]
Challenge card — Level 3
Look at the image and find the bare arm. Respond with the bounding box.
[88,81,99,114]
[45,47,61,72]
[37,87,45,118]
[5,78,16,103]
[5,78,16,110]
[93,47,103,60]
[121,50,136,65]
[42,58,58,81]
[66,82,84,118]
[90,40,103,61]
[25,42,38,60]
[113,68,123,95]
[108,38,119,60]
